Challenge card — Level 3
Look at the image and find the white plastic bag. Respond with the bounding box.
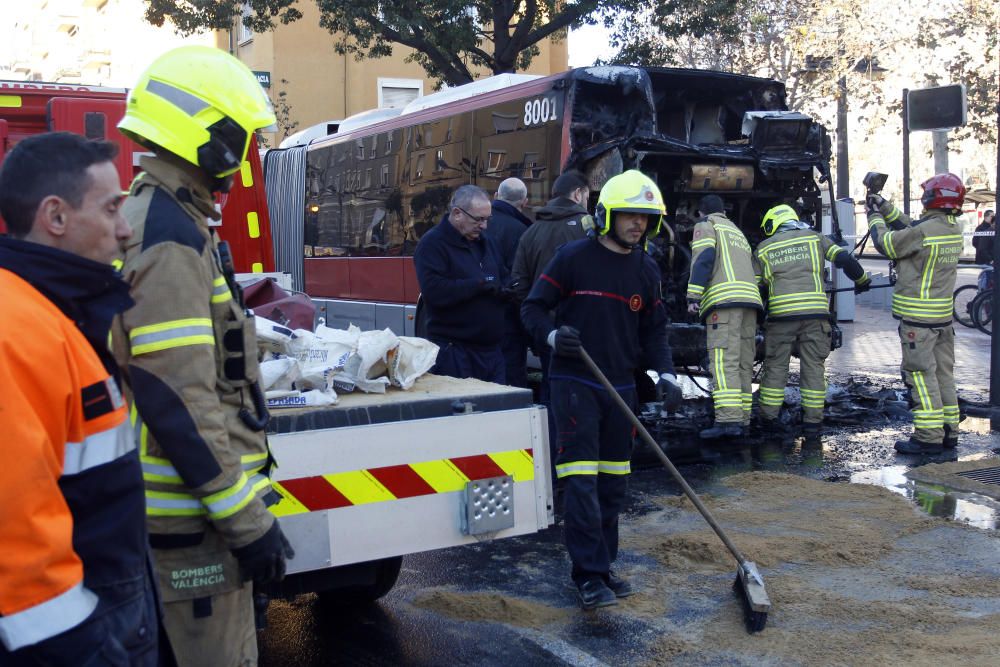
[388,337,439,389]
[255,316,296,355]
[265,388,338,409]
[259,356,300,392]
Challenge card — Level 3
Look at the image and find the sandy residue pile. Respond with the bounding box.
[631,472,934,571]
[622,472,1000,666]
[411,590,570,628]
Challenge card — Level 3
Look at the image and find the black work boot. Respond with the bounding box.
[894,436,943,455]
[756,417,789,434]
[801,422,822,436]
[577,579,618,610]
[605,572,637,598]
[699,422,743,439]
[942,424,959,449]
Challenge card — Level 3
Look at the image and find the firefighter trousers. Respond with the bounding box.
[161,584,255,667]
[758,318,832,424]
[706,307,757,424]
[899,322,957,445]
[551,378,635,585]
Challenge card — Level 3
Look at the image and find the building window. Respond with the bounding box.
[365,168,372,189]
[521,152,539,179]
[238,3,253,44]
[434,149,445,173]
[385,134,393,154]
[415,154,426,179]
[369,142,377,159]
[380,164,389,186]
[378,77,423,109]
[356,141,365,160]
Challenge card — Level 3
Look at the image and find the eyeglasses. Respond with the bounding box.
[457,206,490,225]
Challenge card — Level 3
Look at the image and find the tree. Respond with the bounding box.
[143,0,740,87]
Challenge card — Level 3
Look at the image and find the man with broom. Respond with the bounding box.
[521,170,682,610]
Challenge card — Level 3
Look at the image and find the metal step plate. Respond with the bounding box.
[462,475,514,536]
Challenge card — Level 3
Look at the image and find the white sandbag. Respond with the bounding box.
[296,364,339,392]
[265,388,338,409]
[255,316,296,354]
[259,356,300,392]
[350,328,399,380]
[289,324,359,369]
[388,337,439,390]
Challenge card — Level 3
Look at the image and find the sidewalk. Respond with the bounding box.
[832,305,991,397]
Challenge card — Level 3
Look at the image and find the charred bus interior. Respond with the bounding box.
[565,68,833,366]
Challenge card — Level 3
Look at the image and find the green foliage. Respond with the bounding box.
[144,0,610,86]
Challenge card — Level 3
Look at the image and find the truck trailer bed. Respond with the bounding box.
[264,375,553,576]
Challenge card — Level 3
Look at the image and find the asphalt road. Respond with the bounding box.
[258,402,1000,666]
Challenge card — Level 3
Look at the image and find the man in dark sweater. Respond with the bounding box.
[489,177,533,386]
[521,170,682,610]
[415,184,510,382]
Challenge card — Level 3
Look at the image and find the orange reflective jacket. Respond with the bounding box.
[0,267,140,652]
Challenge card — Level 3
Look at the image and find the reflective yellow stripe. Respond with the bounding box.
[597,460,630,475]
[911,372,932,411]
[211,276,232,304]
[323,470,395,505]
[129,318,214,355]
[883,231,896,259]
[410,459,469,493]
[146,490,206,516]
[489,449,535,482]
[825,245,843,261]
[714,348,727,390]
[920,243,939,299]
[556,460,599,478]
[270,481,310,516]
[202,472,255,520]
[247,211,260,239]
[240,160,253,188]
[691,238,716,249]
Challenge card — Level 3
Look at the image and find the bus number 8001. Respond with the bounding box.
[523,96,559,127]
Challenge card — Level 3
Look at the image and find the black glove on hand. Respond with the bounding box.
[232,521,295,585]
[659,374,683,413]
[480,280,502,298]
[854,276,872,294]
[866,194,885,210]
[553,325,582,357]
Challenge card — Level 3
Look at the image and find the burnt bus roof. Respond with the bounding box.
[306,66,792,152]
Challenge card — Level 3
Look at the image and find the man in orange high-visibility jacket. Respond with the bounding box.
[0,132,161,665]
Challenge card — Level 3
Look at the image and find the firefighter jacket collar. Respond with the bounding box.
[0,237,133,346]
[138,154,221,223]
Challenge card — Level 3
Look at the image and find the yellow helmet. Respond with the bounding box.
[761,204,798,236]
[118,46,276,178]
[594,170,666,237]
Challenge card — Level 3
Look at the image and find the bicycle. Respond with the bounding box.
[954,266,993,333]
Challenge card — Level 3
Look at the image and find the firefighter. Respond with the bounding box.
[754,204,871,434]
[0,133,159,664]
[686,195,762,438]
[521,170,681,610]
[112,46,292,666]
[867,174,965,454]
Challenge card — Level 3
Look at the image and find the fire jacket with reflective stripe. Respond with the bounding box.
[755,229,866,320]
[687,213,762,318]
[868,208,963,324]
[112,155,275,552]
[0,240,144,652]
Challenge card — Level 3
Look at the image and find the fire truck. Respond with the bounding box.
[0,79,555,605]
[261,66,837,368]
[0,80,273,274]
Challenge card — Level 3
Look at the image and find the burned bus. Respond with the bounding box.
[263,66,833,367]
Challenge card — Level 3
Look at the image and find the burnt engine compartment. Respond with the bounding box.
[570,67,834,368]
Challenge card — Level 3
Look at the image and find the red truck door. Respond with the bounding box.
[47,97,141,191]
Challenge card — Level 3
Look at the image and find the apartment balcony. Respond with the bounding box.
[82,47,111,70]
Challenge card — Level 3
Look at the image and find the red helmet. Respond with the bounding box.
[920,173,966,210]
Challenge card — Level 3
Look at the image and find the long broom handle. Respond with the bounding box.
[578,347,748,565]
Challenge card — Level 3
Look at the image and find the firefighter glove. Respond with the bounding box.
[232,520,295,585]
[480,280,502,298]
[659,373,683,413]
[865,194,885,210]
[854,275,872,294]
[549,325,582,357]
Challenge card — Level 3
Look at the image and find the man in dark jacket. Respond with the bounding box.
[415,185,511,382]
[489,178,533,386]
[973,209,994,265]
[521,170,682,610]
[0,132,163,665]
[511,170,593,300]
